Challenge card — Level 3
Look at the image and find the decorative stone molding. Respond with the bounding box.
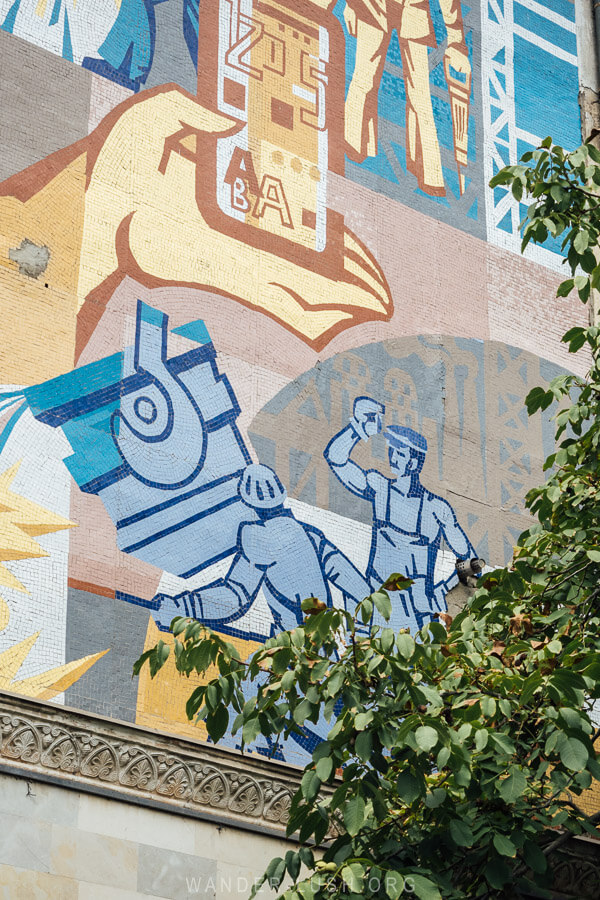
[0,690,300,836]
[549,837,600,900]
[1,690,598,894]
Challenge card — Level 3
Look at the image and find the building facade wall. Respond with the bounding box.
[0,0,592,770]
[0,692,303,898]
[0,771,285,899]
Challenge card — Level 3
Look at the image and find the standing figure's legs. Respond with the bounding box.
[400,39,445,196]
[409,576,436,631]
[345,18,390,161]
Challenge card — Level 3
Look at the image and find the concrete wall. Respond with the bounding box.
[0,771,286,899]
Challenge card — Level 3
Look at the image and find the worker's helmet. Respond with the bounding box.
[384,425,427,455]
[384,425,427,474]
[238,464,287,509]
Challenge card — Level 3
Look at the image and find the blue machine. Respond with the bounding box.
[25,301,254,577]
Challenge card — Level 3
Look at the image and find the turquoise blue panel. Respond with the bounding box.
[24,353,124,414]
[514,36,579,151]
[139,301,166,328]
[62,8,73,61]
[62,418,123,487]
[171,319,212,345]
[1,0,20,32]
[514,4,576,55]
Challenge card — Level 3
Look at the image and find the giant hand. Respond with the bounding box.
[351,396,385,441]
[1,84,392,364]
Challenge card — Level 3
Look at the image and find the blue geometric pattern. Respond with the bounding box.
[25,301,253,577]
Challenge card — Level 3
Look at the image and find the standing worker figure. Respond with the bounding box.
[324,397,475,630]
[343,0,471,196]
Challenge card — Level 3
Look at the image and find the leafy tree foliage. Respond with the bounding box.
[135,141,600,899]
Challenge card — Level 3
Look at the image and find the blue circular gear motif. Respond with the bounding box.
[134,395,158,425]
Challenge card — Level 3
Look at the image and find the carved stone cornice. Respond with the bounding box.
[548,836,600,900]
[1,690,598,893]
[0,690,300,836]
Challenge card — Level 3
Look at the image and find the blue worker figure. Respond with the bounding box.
[153,462,370,760]
[324,397,475,631]
[153,463,371,640]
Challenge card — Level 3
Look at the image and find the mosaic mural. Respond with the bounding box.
[0,0,587,762]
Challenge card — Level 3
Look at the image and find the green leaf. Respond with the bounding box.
[449,819,474,848]
[315,756,333,781]
[371,591,392,620]
[558,708,584,730]
[291,627,305,647]
[297,881,317,900]
[523,840,548,874]
[191,640,212,674]
[493,833,517,857]
[397,632,415,659]
[281,670,296,692]
[481,696,496,717]
[242,716,262,746]
[360,597,373,624]
[408,874,442,900]
[436,746,451,768]
[499,698,511,718]
[341,862,364,892]
[587,549,600,562]
[343,795,366,836]
[490,732,514,756]
[396,771,421,804]
[301,596,325,613]
[355,730,373,763]
[521,671,542,704]
[498,767,526,802]
[294,699,313,725]
[556,278,574,298]
[415,725,438,751]
[574,229,589,253]
[425,788,447,808]
[205,704,229,742]
[301,769,321,802]
[265,857,286,890]
[512,179,523,202]
[484,857,511,890]
[559,737,589,772]
[285,849,301,882]
[132,649,154,677]
[382,573,414,592]
[385,872,405,900]
[381,628,395,653]
[355,710,374,730]
[149,641,170,677]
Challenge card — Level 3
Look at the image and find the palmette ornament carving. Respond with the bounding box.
[0,693,301,834]
[550,840,600,899]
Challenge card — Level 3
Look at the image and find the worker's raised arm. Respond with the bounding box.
[324,396,384,498]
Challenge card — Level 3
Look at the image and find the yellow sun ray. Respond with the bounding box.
[0,461,108,700]
[0,461,76,593]
[0,632,40,687]
[10,649,110,700]
[0,596,8,631]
